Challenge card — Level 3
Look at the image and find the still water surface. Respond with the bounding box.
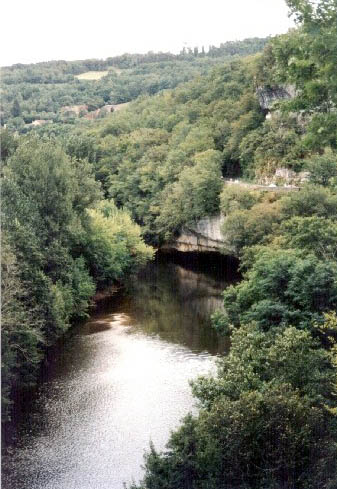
[3,253,236,489]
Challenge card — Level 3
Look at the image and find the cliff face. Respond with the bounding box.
[256,85,296,112]
[163,214,226,253]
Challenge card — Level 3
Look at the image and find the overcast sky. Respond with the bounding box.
[1,0,294,67]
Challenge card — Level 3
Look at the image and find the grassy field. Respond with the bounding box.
[76,71,109,80]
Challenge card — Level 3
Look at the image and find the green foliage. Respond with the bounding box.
[304,150,337,186]
[193,323,336,407]
[82,59,264,243]
[304,112,337,150]
[260,0,337,154]
[286,0,337,28]
[82,201,154,285]
[155,150,223,240]
[220,185,261,214]
[11,99,21,117]
[280,184,337,219]
[221,196,281,255]
[64,17,334,236]
[279,216,337,260]
[222,248,337,331]
[1,237,43,421]
[3,3,337,483]
[220,183,337,259]
[69,257,96,318]
[211,309,231,336]
[0,129,19,163]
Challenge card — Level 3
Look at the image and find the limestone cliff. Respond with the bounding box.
[162,214,226,253]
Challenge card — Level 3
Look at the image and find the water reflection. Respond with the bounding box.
[122,261,230,354]
[3,253,236,489]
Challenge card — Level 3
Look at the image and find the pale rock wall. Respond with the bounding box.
[163,214,226,253]
[262,167,310,186]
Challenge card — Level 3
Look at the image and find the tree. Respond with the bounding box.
[221,248,337,331]
[1,137,101,411]
[286,0,337,25]
[1,135,153,419]
[193,323,336,408]
[280,184,337,219]
[220,185,261,215]
[221,198,281,256]
[155,150,223,240]
[1,237,43,421]
[0,129,18,164]
[304,150,337,186]
[279,216,337,260]
[81,201,153,285]
[11,99,21,117]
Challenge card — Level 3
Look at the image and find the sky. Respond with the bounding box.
[1,0,294,67]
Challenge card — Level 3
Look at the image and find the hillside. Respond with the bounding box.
[63,15,336,245]
[1,38,268,131]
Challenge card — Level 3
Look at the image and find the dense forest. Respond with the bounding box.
[1,0,337,487]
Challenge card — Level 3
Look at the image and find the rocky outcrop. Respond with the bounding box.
[256,85,296,112]
[161,176,304,254]
[261,167,310,186]
[163,215,226,253]
[162,180,302,253]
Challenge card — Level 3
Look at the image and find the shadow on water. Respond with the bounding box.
[2,250,239,489]
[120,250,239,354]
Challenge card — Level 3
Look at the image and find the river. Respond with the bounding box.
[2,251,238,489]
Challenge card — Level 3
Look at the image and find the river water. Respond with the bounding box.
[2,252,237,489]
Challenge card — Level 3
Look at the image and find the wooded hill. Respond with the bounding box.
[59,12,336,246]
[1,38,268,130]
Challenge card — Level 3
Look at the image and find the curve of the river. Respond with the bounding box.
[3,253,237,489]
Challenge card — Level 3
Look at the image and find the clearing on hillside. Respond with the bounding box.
[76,71,109,80]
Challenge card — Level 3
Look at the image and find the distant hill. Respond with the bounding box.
[1,38,269,131]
